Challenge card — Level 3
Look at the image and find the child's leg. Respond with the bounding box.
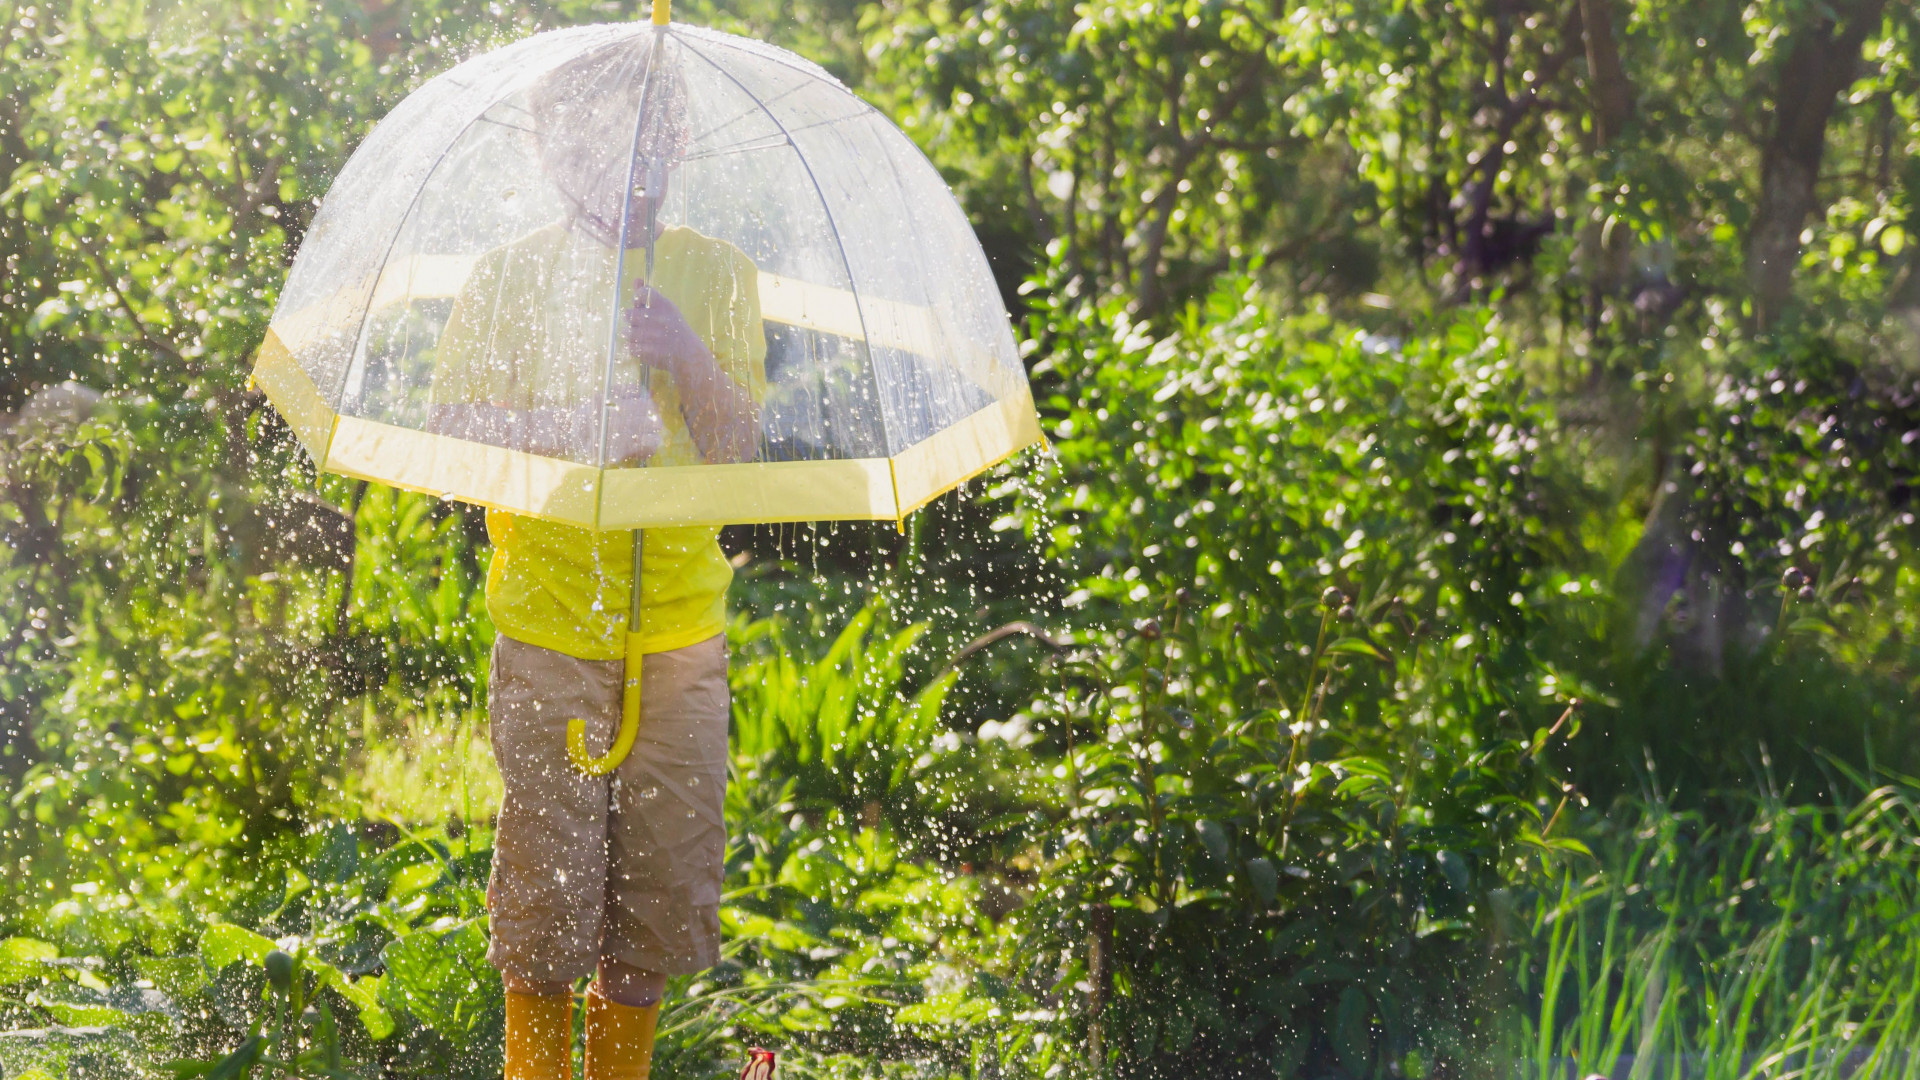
[582,634,729,1079]
[486,635,626,1077]
[502,971,574,997]
[504,989,573,1080]
[594,958,667,1007]
[600,634,731,978]
[584,976,662,1080]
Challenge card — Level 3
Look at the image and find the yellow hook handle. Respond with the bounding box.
[651,0,669,25]
[566,634,644,775]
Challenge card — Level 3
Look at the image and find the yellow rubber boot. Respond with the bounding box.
[584,989,660,1080]
[504,991,573,1080]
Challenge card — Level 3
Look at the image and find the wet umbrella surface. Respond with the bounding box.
[255,18,1040,531]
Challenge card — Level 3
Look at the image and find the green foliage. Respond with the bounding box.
[1027,266,1585,720]
[1553,326,1920,793]
[8,0,1920,1078]
[979,620,1583,1079]
[1516,768,1920,1080]
[871,0,1920,333]
[378,922,499,1074]
[0,821,491,1078]
[731,607,957,826]
[868,0,1361,312]
[0,0,505,933]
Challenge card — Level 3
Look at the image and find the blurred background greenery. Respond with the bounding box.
[4,0,1920,1076]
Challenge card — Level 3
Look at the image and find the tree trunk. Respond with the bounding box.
[1577,0,1633,146]
[1087,901,1115,1075]
[1746,0,1888,327]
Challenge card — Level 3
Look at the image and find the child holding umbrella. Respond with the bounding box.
[429,40,761,1080]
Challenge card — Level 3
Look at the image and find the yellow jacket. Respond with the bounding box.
[432,222,767,659]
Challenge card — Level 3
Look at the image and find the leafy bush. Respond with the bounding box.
[731,607,955,828]
[1023,265,1589,736]
[0,407,490,934]
[1558,328,1920,794]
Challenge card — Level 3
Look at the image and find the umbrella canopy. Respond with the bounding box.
[253,16,1040,530]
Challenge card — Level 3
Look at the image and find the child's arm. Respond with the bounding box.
[626,284,759,465]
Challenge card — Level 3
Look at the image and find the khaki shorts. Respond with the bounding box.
[485,633,728,981]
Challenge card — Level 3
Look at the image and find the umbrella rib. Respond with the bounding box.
[754,108,871,142]
[469,116,538,136]
[686,81,810,145]
[866,110,1002,424]
[673,32,897,481]
[335,115,507,419]
[670,25,851,93]
[678,110,869,165]
[676,136,790,163]
[681,54,874,153]
[469,95,543,136]
[599,28,664,476]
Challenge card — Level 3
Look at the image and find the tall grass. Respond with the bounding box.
[1514,767,1920,1080]
[346,696,502,828]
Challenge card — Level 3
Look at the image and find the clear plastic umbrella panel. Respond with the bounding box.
[254,15,1039,532]
[252,11,1041,774]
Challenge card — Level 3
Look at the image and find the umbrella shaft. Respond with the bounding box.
[629,528,645,631]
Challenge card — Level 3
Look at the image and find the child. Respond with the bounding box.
[429,42,763,1080]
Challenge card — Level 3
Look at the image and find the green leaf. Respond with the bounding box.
[1246,856,1279,905]
[1289,959,1361,987]
[1195,818,1230,862]
[200,924,277,972]
[310,823,361,884]
[894,992,997,1029]
[380,921,502,1045]
[1787,616,1838,637]
[386,862,444,901]
[199,1035,265,1080]
[1518,829,1592,856]
[1334,774,1390,798]
[1271,1023,1309,1079]
[0,937,60,985]
[1325,637,1388,661]
[135,955,211,1000]
[320,966,393,1041]
[1334,984,1373,1077]
[28,988,132,1028]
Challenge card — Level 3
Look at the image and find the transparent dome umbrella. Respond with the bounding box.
[252,2,1042,773]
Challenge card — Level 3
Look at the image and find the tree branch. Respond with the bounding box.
[1132,61,1269,316]
[78,240,192,368]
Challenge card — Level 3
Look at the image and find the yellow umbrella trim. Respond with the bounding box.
[252,329,1043,530]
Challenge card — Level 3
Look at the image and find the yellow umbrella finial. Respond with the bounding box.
[652,0,669,24]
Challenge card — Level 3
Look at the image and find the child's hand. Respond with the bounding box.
[624,284,759,466]
[627,286,707,375]
[578,389,665,466]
